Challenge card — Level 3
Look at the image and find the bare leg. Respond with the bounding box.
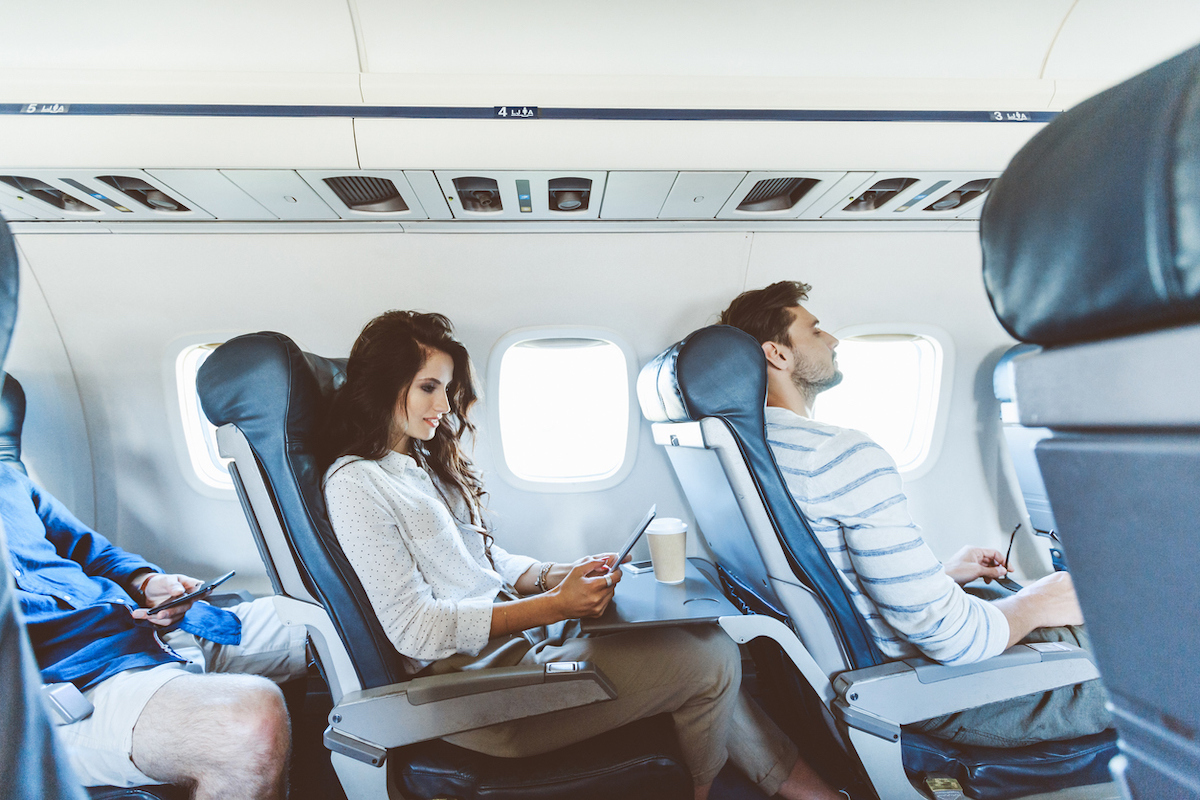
[695,781,712,800]
[130,673,290,800]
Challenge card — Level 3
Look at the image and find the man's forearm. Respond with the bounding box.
[993,594,1041,648]
[124,568,157,605]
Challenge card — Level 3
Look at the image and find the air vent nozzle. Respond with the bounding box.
[736,177,819,212]
[98,176,188,212]
[926,178,994,211]
[548,177,592,212]
[0,176,99,213]
[844,178,917,212]
[323,176,409,213]
[453,177,503,213]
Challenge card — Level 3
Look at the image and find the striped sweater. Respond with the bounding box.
[765,406,1009,665]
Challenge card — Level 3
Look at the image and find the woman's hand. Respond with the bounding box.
[547,556,621,619]
[944,546,1009,585]
[130,573,202,627]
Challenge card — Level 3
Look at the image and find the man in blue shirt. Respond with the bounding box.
[4,462,307,798]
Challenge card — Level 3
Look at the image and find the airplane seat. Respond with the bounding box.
[0,371,187,800]
[638,324,1118,799]
[981,41,1200,800]
[992,345,1065,571]
[196,331,691,800]
[0,372,27,473]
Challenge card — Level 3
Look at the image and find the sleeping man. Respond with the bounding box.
[719,280,1113,747]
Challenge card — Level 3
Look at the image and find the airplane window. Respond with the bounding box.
[175,343,233,489]
[495,335,631,486]
[812,334,942,472]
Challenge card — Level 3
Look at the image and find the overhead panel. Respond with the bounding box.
[658,172,745,220]
[817,173,930,219]
[435,171,607,220]
[600,172,677,219]
[0,179,66,220]
[402,171,455,220]
[0,195,36,221]
[297,171,431,220]
[220,170,339,220]
[146,170,275,220]
[0,170,211,220]
[807,172,1001,219]
[716,172,848,220]
[903,173,998,219]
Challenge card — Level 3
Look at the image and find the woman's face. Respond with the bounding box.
[390,348,454,453]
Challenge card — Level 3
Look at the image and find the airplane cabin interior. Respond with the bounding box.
[1,2,1198,799]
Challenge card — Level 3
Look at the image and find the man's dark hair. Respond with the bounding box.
[719,281,811,346]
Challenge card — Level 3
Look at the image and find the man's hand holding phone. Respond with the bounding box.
[130,570,235,626]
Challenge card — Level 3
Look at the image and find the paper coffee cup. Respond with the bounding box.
[646,518,687,584]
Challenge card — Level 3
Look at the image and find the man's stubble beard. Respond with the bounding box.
[791,356,843,405]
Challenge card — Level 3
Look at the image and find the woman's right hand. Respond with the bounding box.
[547,556,621,619]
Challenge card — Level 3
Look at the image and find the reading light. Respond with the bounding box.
[453,177,503,213]
[555,191,583,210]
[548,177,592,212]
[930,191,963,210]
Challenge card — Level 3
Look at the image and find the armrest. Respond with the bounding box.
[324,661,616,765]
[834,643,1099,730]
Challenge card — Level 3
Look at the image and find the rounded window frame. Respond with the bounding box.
[166,336,236,497]
[486,326,639,493]
[817,323,954,481]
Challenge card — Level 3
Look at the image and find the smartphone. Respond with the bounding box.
[147,570,236,614]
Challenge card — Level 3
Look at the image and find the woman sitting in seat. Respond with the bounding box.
[319,309,853,800]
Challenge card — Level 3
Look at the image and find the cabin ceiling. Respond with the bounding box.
[1,0,1198,229]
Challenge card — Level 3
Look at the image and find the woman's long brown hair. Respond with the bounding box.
[321,310,488,530]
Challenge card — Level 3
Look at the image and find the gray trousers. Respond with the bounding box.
[439,624,799,793]
[909,619,1114,747]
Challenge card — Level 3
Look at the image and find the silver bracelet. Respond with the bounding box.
[535,562,554,593]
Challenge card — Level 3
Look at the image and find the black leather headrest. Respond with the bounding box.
[638,325,883,668]
[197,332,411,689]
[982,43,1200,345]
[0,373,27,473]
[638,325,768,429]
[0,216,19,369]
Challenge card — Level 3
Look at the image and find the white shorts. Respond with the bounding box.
[56,597,307,787]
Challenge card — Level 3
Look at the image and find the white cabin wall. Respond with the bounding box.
[5,246,95,525]
[11,226,1036,590]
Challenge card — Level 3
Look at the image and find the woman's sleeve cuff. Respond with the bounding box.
[455,596,497,655]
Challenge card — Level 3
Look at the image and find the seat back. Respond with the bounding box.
[992,344,1056,536]
[197,332,411,696]
[637,325,885,679]
[0,216,87,799]
[0,372,27,473]
[982,42,1200,800]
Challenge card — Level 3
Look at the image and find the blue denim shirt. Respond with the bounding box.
[1,464,240,690]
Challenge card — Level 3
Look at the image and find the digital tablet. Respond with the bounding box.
[605,504,656,572]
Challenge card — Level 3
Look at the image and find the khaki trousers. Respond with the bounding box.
[440,624,799,793]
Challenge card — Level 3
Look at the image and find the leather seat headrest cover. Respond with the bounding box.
[982,43,1200,345]
[0,216,19,369]
[637,325,767,426]
[0,373,27,473]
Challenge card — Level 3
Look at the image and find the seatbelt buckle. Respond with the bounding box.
[923,773,965,799]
